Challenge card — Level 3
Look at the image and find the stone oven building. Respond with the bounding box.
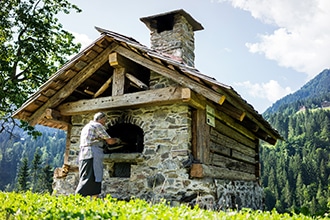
[13,9,281,210]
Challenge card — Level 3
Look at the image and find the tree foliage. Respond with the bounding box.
[261,69,330,216]
[16,157,29,191]
[30,150,42,192]
[15,150,54,193]
[0,0,81,134]
[0,125,66,191]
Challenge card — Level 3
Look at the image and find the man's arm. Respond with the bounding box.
[105,138,121,145]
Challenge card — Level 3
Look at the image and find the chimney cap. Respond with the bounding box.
[140,9,204,31]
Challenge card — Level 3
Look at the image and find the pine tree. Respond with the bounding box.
[16,157,29,191]
[263,187,276,210]
[282,180,292,209]
[267,167,276,190]
[316,183,327,214]
[39,165,53,193]
[295,173,304,207]
[30,150,42,192]
[310,197,317,216]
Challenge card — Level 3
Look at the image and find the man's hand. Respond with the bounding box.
[105,137,121,145]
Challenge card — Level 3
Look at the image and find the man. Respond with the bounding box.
[75,112,120,198]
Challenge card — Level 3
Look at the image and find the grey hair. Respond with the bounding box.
[93,112,106,121]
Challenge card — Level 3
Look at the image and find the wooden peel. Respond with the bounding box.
[106,145,124,150]
[106,141,128,151]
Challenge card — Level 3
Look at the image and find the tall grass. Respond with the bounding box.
[0,191,325,219]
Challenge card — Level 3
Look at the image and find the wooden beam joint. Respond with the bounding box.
[125,73,148,90]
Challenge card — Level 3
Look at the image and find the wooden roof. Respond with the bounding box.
[12,27,282,145]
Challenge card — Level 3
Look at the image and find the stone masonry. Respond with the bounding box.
[149,13,196,67]
[53,100,263,210]
[51,18,264,207]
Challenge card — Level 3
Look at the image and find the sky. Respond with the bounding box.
[57,0,330,113]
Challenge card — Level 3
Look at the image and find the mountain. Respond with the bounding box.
[259,69,330,215]
[264,69,330,116]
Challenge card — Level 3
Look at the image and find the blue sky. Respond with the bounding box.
[57,0,330,113]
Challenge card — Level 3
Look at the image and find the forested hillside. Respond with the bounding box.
[0,123,66,191]
[260,69,330,215]
[264,69,330,116]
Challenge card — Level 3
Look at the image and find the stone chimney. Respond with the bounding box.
[140,9,203,67]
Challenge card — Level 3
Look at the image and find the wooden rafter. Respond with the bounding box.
[93,75,113,98]
[114,46,226,105]
[125,73,148,90]
[27,45,118,125]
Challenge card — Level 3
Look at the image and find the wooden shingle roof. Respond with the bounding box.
[12,27,282,144]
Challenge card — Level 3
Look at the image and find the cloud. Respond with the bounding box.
[71,32,94,51]
[234,80,293,103]
[223,47,232,53]
[219,0,330,78]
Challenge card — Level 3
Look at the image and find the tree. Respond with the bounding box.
[30,150,42,192]
[16,157,29,191]
[282,180,293,209]
[0,0,81,135]
[263,187,276,210]
[38,164,53,193]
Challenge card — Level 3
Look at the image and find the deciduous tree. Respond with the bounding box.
[0,0,81,135]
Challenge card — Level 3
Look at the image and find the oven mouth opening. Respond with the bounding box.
[105,123,144,154]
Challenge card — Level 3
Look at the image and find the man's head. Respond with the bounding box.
[93,112,107,125]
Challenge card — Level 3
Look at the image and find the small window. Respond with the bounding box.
[113,162,131,178]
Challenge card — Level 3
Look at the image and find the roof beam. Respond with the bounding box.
[93,75,113,98]
[27,44,118,126]
[114,46,226,106]
[109,52,143,72]
[211,85,280,141]
[125,73,148,90]
[58,86,192,116]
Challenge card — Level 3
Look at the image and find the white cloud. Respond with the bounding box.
[234,80,293,103]
[219,0,330,78]
[71,31,94,51]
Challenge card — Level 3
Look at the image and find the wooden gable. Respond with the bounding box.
[12,28,282,145]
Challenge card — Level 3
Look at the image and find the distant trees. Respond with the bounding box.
[16,150,54,193]
[16,157,29,191]
[261,105,330,216]
[0,126,66,191]
[30,150,44,192]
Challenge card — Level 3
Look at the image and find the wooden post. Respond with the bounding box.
[112,67,125,96]
[63,124,72,165]
[193,109,210,163]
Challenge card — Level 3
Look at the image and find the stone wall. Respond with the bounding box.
[53,103,263,210]
[149,14,195,67]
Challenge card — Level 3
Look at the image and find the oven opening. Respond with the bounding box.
[105,123,144,154]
